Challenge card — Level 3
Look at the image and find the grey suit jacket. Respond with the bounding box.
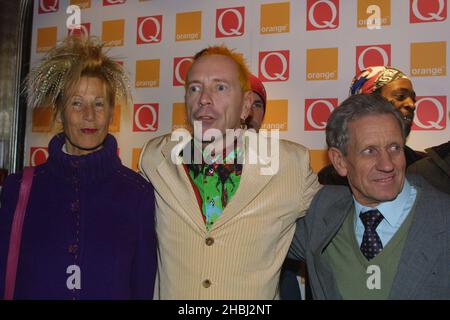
[289,174,450,300]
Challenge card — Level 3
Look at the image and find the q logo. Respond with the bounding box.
[306,0,339,30]
[30,147,49,166]
[103,0,126,6]
[259,50,290,82]
[173,57,193,86]
[410,0,447,23]
[38,0,58,13]
[216,7,245,38]
[413,96,447,130]
[137,15,163,44]
[304,98,337,131]
[356,44,391,74]
[68,23,90,37]
[133,103,159,132]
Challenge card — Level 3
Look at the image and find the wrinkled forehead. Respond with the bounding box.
[72,76,106,94]
[187,54,240,82]
[347,113,405,146]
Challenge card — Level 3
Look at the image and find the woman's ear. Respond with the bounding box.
[328,147,349,177]
[55,108,63,124]
[108,104,116,125]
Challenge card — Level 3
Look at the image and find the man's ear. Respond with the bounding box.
[240,91,252,120]
[328,147,348,177]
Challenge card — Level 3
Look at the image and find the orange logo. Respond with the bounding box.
[131,148,142,172]
[135,59,160,88]
[172,103,191,131]
[261,100,288,131]
[36,26,57,53]
[260,2,290,34]
[70,0,90,9]
[306,48,338,81]
[357,0,391,28]
[410,41,446,77]
[175,11,202,41]
[108,105,121,133]
[32,107,53,133]
[102,19,125,47]
[309,149,330,173]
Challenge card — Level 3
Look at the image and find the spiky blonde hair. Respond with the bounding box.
[25,36,131,117]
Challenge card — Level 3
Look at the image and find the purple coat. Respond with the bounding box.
[0,134,156,299]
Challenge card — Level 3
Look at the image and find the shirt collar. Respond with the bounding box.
[183,134,245,166]
[354,179,413,227]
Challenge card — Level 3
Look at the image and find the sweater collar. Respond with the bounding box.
[46,133,122,185]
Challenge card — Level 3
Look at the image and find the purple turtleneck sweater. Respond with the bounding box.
[0,134,156,299]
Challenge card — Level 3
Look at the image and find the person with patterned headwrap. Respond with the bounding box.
[0,36,156,299]
[318,66,424,186]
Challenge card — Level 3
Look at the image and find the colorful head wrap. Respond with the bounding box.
[349,66,409,96]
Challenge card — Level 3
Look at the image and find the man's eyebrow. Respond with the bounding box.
[391,88,414,94]
[186,80,201,85]
[186,78,230,84]
[211,78,230,83]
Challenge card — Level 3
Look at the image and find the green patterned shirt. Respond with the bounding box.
[186,147,243,230]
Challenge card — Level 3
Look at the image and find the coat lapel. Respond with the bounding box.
[429,149,450,177]
[155,139,206,232]
[311,195,353,255]
[310,190,353,300]
[212,136,274,230]
[154,133,275,232]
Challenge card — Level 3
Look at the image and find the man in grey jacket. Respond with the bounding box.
[290,93,450,299]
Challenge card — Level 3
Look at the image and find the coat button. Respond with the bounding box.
[202,279,211,288]
[68,244,78,254]
[70,201,79,212]
[71,160,80,168]
[205,237,214,246]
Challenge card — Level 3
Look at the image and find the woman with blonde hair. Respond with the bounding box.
[0,36,156,299]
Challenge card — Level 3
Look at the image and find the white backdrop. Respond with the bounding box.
[25,0,450,172]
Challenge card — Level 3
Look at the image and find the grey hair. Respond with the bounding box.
[326,94,406,155]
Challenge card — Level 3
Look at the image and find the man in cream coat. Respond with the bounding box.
[139,45,320,299]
